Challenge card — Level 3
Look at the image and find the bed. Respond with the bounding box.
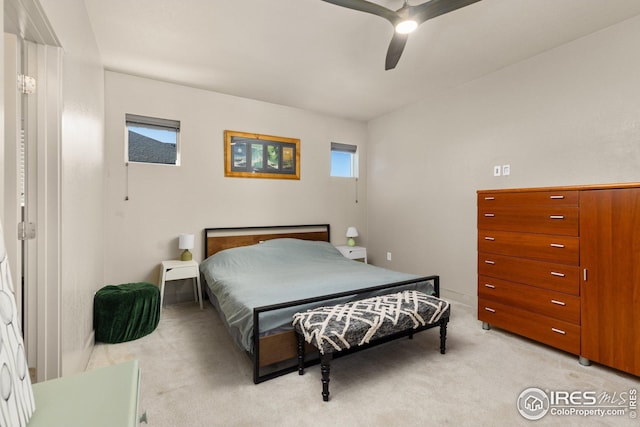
[200,224,440,383]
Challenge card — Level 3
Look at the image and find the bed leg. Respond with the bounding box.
[439,318,448,354]
[296,332,305,375]
[320,353,332,402]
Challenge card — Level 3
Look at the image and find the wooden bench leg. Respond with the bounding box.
[296,332,305,375]
[440,318,449,354]
[320,352,332,402]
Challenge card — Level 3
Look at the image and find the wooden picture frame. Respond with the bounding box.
[224,130,300,180]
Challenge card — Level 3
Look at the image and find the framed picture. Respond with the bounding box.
[224,130,300,180]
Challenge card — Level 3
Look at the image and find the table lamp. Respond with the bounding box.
[179,233,194,261]
[346,227,359,247]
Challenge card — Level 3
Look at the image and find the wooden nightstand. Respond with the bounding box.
[335,245,367,264]
[158,260,203,310]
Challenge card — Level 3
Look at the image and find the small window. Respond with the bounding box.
[330,142,358,178]
[126,114,180,165]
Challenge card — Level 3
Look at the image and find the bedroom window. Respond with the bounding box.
[125,114,181,165]
[330,142,358,178]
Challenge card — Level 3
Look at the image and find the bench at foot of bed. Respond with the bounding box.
[292,289,451,401]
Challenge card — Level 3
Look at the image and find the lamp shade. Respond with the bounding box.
[346,226,359,247]
[178,233,194,250]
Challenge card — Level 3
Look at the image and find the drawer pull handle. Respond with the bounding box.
[550,195,565,199]
[484,260,495,265]
[484,237,495,241]
[484,307,496,313]
[551,299,566,306]
[550,243,565,248]
[550,271,565,277]
[484,196,495,200]
[484,284,496,289]
[549,215,565,219]
[484,213,495,217]
[551,328,566,335]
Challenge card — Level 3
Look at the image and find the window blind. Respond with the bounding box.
[125,114,180,131]
[331,142,357,153]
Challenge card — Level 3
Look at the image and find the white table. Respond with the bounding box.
[158,260,203,310]
[335,245,367,263]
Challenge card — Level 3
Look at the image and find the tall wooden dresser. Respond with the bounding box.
[477,183,640,377]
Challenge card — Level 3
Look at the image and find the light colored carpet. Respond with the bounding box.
[88,301,638,426]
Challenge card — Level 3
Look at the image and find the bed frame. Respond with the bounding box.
[203,224,440,383]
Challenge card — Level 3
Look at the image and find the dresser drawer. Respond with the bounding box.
[478,206,579,236]
[478,253,579,295]
[478,190,578,208]
[478,298,580,354]
[478,230,579,265]
[337,246,367,260]
[478,276,580,324]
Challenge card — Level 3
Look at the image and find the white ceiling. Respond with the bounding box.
[83,0,640,121]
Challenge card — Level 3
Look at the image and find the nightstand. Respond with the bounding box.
[158,260,203,310]
[336,245,367,263]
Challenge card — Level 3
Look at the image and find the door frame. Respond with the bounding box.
[4,0,63,381]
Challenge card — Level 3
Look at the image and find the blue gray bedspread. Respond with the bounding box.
[199,238,432,352]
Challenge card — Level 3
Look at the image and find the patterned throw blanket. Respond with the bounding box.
[293,290,450,354]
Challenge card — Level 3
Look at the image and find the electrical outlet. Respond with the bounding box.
[493,165,501,177]
[502,164,511,176]
[387,252,392,261]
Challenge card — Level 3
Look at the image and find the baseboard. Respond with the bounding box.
[162,278,198,305]
[82,330,95,370]
[440,288,475,307]
[61,331,95,376]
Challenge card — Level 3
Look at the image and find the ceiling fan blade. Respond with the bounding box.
[321,0,399,24]
[385,32,409,70]
[412,0,482,24]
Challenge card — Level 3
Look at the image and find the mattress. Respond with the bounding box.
[199,238,433,352]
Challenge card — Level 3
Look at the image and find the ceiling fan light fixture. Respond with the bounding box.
[395,19,418,34]
[321,0,482,70]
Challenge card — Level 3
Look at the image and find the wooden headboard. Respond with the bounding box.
[203,224,331,259]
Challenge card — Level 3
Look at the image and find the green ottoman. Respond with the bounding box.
[94,282,160,343]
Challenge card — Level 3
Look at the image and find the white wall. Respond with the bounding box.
[103,72,367,292]
[0,1,4,227]
[367,16,640,306]
[40,0,105,376]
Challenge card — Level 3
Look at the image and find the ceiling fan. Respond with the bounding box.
[321,0,482,70]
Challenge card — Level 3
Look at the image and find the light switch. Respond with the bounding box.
[502,164,511,176]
